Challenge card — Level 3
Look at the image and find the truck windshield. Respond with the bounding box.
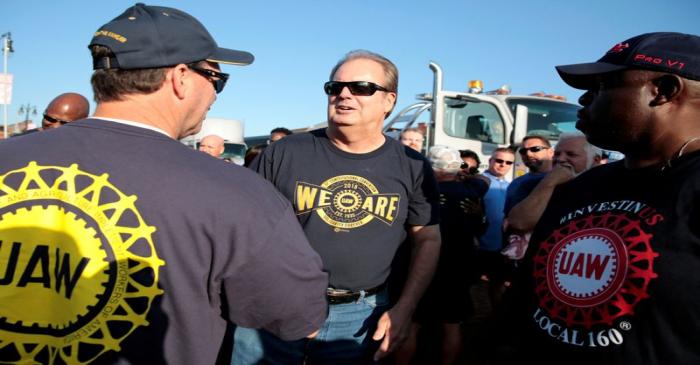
[506,98,580,140]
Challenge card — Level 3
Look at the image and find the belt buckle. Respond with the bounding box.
[326,288,351,296]
[326,288,359,305]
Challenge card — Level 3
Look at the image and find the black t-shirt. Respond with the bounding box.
[519,154,700,364]
[254,129,440,290]
[0,119,328,364]
[437,179,489,264]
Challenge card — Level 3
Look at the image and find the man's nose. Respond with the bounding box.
[338,86,353,98]
[579,91,593,106]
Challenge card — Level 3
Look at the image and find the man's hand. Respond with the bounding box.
[372,305,412,361]
[544,163,576,185]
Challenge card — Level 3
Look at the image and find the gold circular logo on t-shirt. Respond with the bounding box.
[0,162,164,364]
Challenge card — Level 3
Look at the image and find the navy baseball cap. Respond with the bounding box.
[556,32,700,90]
[89,3,254,70]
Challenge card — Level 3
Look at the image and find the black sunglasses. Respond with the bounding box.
[188,64,229,94]
[323,81,391,96]
[43,113,71,125]
[518,146,550,155]
[493,158,514,165]
[460,163,479,173]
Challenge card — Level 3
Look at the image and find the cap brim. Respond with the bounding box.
[207,47,254,66]
[556,62,627,90]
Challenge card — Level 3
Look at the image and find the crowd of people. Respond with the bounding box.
[0,3,698,365]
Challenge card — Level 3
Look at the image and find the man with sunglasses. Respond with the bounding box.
[41,92,90,130]
[240,50,441,364]
[508,32,700,364]
[0,4,328,364]
[503,135,554,215]
[476,147,516,311]
[507,132,602,235]
[504,132,602,263]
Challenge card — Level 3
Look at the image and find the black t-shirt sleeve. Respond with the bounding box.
[251,146,273,180]
[407,157,440,226]
[222,203,328,340]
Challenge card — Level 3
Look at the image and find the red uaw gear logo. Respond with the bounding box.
[547,228,628,307]
[533,212,658,328]
[607,42,629,53]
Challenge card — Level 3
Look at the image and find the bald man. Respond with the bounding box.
[198,134,225,158]
[41,92,90,130]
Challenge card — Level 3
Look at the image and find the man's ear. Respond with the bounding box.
[650,74,682,106]
[171,64,190,99]
[383,92,397,114]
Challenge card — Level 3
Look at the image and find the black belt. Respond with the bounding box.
[326,283,386,305]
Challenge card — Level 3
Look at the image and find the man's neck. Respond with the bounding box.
[625,134,700,169]
[326,123,386,154]
[93,94,180,139]
[529,160,553,174]
[486,170,505,179]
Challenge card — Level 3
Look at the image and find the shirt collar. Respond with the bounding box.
[94,117,172,138]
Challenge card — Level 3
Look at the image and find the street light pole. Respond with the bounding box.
[18,103,36,125]
[2,32,13,139]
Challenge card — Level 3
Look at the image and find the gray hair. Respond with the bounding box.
[428,145,462,174]
[329,50,398,93]
[558,131,602,169]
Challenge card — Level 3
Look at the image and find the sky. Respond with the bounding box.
[1,0,698,138]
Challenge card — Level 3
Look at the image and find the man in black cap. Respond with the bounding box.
[511,32,700,364]
[0,4,327,364]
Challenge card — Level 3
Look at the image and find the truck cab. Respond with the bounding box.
[384,62,581,179]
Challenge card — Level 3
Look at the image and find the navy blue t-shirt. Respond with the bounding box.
[0,119,328,364]
[253,129,440,290]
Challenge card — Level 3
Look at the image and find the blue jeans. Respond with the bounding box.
[232,289,390,365]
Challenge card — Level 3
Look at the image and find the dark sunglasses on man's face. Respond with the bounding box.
[518,146,550,155]
[323,81,391,96]
[43,113,71,125]
[492,158,514,165]
[188,64,229,94]
[460,163,479,175]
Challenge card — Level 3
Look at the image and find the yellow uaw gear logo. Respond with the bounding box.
[0,162,165,364]
[295,175,400,229]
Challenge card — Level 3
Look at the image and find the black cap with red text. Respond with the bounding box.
[556,32,700,90]
[89,3,254,70]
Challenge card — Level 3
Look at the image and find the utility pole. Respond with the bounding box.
[2,32,13,139]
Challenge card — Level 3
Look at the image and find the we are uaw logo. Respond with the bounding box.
[0,162,164,364]
[532,209,659,348]
[295,175,400,230]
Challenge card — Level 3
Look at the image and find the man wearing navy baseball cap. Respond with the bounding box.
[0,4,328,364]
[507,32,700,364]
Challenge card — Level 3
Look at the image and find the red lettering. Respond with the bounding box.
[635,54,663,65]
[570,254,584,277]
[645,213,664,226]
[558,252,611,280]
[558,251,573,274]
[667,60,679,67]
[585,254,610,280]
